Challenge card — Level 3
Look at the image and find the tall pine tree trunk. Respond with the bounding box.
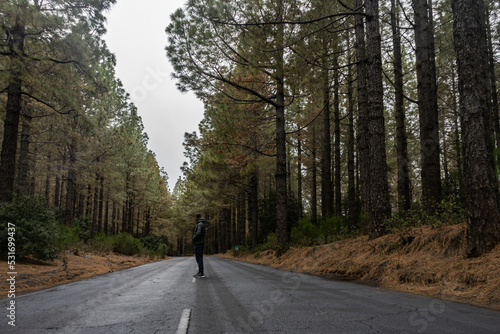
[347,41,357,229]
[97,176,104,233]
[65,144,77,226]
[237,190,246,246]
[413,0,441,211]
[355,0,370,215]
[311,124,318,226]
[451,67,464,197]
[392,0,411,211]
[248,168,258,248]
[333,58,342,217]
[452,0,500,257]
[54,176,61,208]
[0,21,25,202]
[275,0,288,253]
[366,0,391,238]
[232,206,237,247]
[104,200,109,235]
[297,134,303,219]
[485,2,500,146]
[92,176,99,238]
[17,105,33,195]
[321,56,333,218]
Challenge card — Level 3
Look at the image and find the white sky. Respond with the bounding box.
[103,0,204,189]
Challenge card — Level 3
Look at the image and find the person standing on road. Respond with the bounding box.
[193,213,206,278]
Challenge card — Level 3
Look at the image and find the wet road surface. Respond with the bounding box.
[2,256,500,333]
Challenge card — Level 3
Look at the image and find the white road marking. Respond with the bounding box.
[176,308,191,334]
[192,277,196,283]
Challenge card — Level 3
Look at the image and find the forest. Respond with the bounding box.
[1,0,500,261]
[0,0,172,259]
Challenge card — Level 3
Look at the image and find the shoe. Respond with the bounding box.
[193,273,205,278]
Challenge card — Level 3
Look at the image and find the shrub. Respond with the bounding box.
[291,218,319,246]
[141,235,169,251]
[111,233,143,256]
[156,243,169,259]
[56,224,80,251]
[319,216,350,243]
[0,196,60,261]
[385,198,465,232]
[90,233,114,254]
[72,216,92,243]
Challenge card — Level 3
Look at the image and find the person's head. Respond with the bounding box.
[196,213,201,220]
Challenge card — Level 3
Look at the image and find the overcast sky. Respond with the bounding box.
[103,0,204,189]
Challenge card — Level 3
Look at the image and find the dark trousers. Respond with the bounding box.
[195,243,204,274]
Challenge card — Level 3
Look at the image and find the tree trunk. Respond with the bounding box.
[347,38,357,229]
[366,0,391,239]
[237,190,246,246]
[54,176,61,208]
[17,104,33,195]
[287,142,292,198]
[321,56,333,218]
[451,67,464,197]
[65,144,77,226]
[223,207,231,251]
[45,171,51,206]
[333,58,342,217]
[111,202,117,235]
[248,168,258,248]
[392,0,411,211]
[0,21,25,202]
[97,176,104,233]
[485,2,500,146]
[77,192,85,218]
[85,184,92,216]
[92,176,99,238]
[232,206,237,247]
[413,0,441,211]
[297,134,303,219]
[59,177,66,210]
[136,209,140,237]
[275,0,288,254]
[127,194,134,235]
[122,204,126,233]
[104,200,109,235]
[311,124,318,226]
[355,0,370,215]
[452,0,500,257]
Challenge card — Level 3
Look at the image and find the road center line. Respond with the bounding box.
[176,308,191,334]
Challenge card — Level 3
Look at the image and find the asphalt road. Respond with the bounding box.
[2,256,500,333]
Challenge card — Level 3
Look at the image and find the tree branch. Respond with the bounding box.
[202,141,276,157]
[21,91,74,115]
[382,69,418,104]
[210,11,365,27]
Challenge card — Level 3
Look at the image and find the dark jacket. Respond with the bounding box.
[192,218,206,245]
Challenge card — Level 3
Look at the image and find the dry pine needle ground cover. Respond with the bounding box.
[223,223,500,311]
[1,252,159,296]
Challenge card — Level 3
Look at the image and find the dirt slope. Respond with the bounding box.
[1,252,158,296]
[223,223,500,311]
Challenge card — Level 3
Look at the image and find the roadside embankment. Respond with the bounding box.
[1,252,160,296]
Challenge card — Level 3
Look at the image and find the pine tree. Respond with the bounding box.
[452,0,500,257]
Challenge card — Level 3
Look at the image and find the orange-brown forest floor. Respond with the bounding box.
[1,252,159,296]
[1,223,499,312]
[222,223,500,311]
